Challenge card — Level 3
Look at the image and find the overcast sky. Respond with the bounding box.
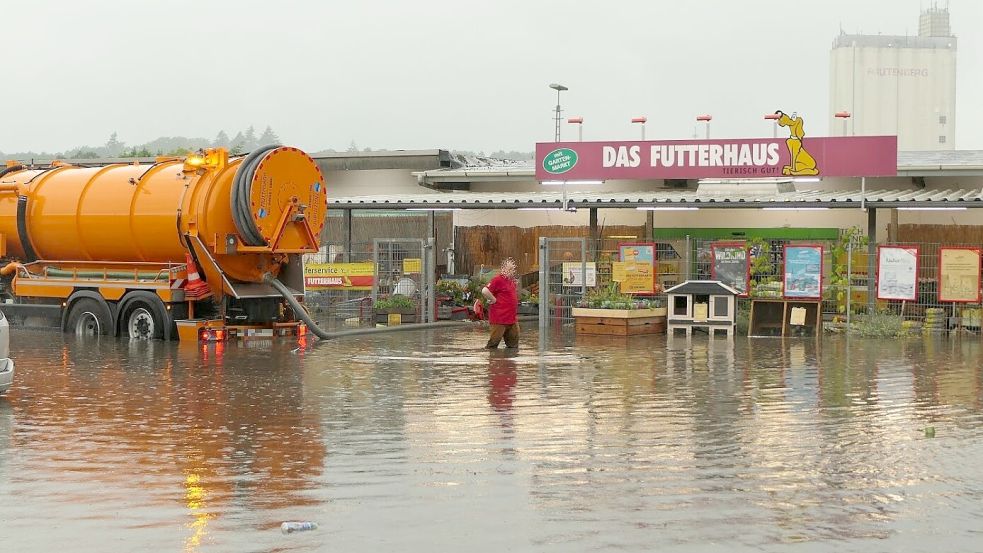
[3,0,980,153]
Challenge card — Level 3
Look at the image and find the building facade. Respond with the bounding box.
[829,5,956,150]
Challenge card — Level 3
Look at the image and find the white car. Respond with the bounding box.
[0,308,12,395]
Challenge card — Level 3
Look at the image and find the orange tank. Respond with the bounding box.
[0,147,326,284]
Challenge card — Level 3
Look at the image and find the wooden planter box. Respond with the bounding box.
[572,307,667,336]
[375,307,418,325]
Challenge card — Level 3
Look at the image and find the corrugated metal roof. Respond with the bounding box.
[329,188,983,209]
[414,150,983,180]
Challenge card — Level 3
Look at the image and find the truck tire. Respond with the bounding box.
[122,301,164,340]
[66,298,112,336]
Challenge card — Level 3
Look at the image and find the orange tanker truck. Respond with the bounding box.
[0,146,327,341]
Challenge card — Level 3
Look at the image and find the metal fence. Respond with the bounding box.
[305,232,983,335]
[534,234,983,335]
[303,239,436,328]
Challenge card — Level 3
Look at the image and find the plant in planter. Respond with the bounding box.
[374,294,418,324]
[572,283,667,335]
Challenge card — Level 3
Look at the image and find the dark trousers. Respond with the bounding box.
[486,323,519,348]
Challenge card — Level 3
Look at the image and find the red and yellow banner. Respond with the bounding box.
[305,262,374,291]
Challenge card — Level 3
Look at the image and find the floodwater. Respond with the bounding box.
[1,327,982,553]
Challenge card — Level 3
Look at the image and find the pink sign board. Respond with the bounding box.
[536,136,897,181]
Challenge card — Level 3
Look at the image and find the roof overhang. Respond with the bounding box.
[330,188,983,210]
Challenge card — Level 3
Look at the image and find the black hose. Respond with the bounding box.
[230,145,279,246]
[16,195,38,262]
[262,272,467,339]
[0,164,24,179]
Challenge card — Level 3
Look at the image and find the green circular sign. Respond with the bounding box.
[543,148,578,175]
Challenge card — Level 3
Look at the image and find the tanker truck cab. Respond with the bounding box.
[0,147,327,342]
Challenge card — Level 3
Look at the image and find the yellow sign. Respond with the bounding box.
[939,248,981,303]
[403,258,423,274]
[304,262,375,291]
[612,261,654,294]
[387,313,402,326]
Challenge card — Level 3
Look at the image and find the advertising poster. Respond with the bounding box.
[618,242,657,294]
[305,262,375,291]
[783,245,823,299]
[402,258,423,274]
[939,247,982,303]
[562,262,597,287]
[710,242,749,297]
[612,261,654,294]
[876,246,919,301]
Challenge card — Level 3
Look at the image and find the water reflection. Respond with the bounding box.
[2,328,982,551]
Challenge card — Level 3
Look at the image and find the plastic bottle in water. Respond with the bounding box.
[281,521,318,534]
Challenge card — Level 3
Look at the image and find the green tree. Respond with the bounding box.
[257,125,279,146]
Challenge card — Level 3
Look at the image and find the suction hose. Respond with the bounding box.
[263,272,467,339]
[230,145,280,246]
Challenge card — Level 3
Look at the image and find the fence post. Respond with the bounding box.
[372,238,380,310]
[685,235,691,280]
[580,238,587,308]
[425,237,436,323]
[539,237,548,334]
[867,209,877,314]
[846,237,852,332]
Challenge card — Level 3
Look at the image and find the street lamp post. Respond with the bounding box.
[567,117,583,141]
[549,83,568,142]
[835,110,852,136]
[696,114,712,139]
[764,113,780,138]
[631,117,647,140]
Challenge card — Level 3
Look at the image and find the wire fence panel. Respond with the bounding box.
[305,231,983,336]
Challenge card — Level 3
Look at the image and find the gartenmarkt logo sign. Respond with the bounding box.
[543,148,578,175]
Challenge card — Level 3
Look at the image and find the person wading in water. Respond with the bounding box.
[482,257,520,349]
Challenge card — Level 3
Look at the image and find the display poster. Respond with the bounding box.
[618,242,657,294]
[710,242,749,297]
[876,246,919,301]
[562,262,597,287]
[612,261,653,294]
[305,262,375,291]
[939,247,982,303]
[403,258,423,274]
[783,245,823,299]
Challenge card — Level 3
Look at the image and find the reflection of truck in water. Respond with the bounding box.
[0,147,327,341]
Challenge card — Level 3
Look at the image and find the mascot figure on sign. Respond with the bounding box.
[775,110,820,176]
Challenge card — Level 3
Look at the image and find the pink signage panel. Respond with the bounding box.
[535,136,898,180]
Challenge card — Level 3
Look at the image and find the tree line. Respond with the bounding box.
[1,125,282,160]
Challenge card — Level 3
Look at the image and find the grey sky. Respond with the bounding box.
[3,0,980,153]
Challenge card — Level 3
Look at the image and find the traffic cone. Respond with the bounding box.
[184,252,211,300]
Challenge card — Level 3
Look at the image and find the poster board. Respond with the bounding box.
[710,242,750,297]
[939,247,982,303]
[305,262,375,291]
[876,245,919,301]
[562,262,597,287]
[612,261,654,294]
[618,242,657,294]
[783,245,823,300]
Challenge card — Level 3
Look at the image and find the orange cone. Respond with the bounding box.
[184,252,211,300]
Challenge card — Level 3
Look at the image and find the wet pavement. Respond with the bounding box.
[1,327,982,552]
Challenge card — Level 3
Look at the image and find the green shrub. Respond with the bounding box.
[850,310,905,338]
[375,294,415,310]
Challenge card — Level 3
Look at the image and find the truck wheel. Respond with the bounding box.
[67,298,112,336]
[124,302,164,340]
